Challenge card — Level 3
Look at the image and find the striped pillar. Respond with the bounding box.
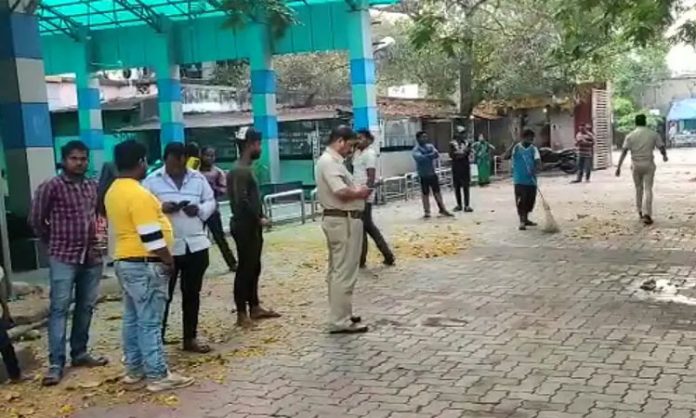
[348,1,379,138]
[0,1,56,216]
[157,65,185,150]
[250,23,280,184]
[75,53,105,173]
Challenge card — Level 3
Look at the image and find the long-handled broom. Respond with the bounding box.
[537,186,560,234]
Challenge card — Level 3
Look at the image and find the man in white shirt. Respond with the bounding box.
[143,142,216,353]
[353,130,395,268]
[616,114,668,225]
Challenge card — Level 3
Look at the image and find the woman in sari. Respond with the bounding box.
[474,134,495,186]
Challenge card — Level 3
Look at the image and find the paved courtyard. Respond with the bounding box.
[10,150,696,418]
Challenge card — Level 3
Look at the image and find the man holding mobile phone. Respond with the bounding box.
[316,126,373,334]
[144,143,216,354]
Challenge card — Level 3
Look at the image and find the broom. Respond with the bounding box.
[537,186,560,233]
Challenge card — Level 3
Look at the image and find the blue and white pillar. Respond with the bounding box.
[76,47,104,173]
[0,1,55,215]
[250,23,280,184]
[348,0,379,138]
[152,34,184,151]
[156,64,184,150]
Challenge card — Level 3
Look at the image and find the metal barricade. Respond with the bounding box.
[379,175,408,203]
[436,167,453,189]
[494,155,510,176]
[405,172,419,200]
[263,189,306,225]
[310,188,319,221]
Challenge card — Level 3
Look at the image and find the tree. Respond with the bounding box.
[221,0,298,39]
[402,0,675,115]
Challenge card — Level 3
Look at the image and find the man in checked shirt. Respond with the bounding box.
[30,141,108,386]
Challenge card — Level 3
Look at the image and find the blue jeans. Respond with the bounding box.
[114,261,169,380]
[48,258,103,370]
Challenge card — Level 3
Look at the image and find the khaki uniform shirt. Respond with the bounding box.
[315,148,365,211]
[623,127,664,164]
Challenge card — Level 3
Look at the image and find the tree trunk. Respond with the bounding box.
[458,38,474,117]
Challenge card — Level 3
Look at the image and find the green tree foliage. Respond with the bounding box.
[221,0,298,38]
[399,0,676,114]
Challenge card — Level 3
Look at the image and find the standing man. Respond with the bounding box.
[353,130,395,268]
[616,114,668,225]
[29,140,108,386]
[227,128,280,328]
[503,129,541,231]
[316,126,372,334]
[572,124,595,183]
[449,134,474,212]
[412,132,453,218]
[200,146,238,272]
[106,140,194,392]
[143,143,216,353]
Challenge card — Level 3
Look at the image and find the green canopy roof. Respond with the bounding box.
[37,0,398,37]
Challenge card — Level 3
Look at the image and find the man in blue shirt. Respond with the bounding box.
[503,128,541,230]
[412,132,453,218]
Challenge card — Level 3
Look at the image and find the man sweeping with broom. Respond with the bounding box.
[504,128,543,231]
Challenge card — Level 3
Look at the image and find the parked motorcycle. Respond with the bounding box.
[539,147,578,174]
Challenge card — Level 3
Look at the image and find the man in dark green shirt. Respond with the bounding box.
[227,128,280,328]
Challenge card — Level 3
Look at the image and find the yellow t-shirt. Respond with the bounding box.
[105,178,173,259]
[186,157,200,170]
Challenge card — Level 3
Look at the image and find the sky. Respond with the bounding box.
[668,0,696,74]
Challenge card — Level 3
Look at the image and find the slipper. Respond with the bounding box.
[329,325,368,334]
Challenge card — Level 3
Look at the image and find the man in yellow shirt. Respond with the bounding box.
[105,140,194,393]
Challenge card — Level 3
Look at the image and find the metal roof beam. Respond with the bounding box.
[112,0,166,32]
[37,3,88,41]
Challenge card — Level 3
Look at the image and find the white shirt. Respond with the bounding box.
[623,127,665,164]
[143,168,216,256]
[352,146,377,203]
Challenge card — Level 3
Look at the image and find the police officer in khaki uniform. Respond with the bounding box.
[316,126,372,334]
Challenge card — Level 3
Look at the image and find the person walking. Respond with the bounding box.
[106,140,194,392]
[474,134,495,186]
[503,129,542,231]
[572,124,595,183]
[227,128,280,328]
[186,142,201,170]
[449,134,473,212]
[316,126,372,334]
[616,114,668,225]
[143,143,216,353]
[412,132,453,218]
[200,146,238,272]
[29,140,108,386]
[353,130,395,268]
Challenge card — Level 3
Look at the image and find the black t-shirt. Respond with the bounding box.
[227,165,263,225]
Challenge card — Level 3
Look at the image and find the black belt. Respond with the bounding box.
[323,209,363,219]
[117,257,162,263]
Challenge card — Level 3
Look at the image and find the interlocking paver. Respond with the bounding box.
[70,150,696,418]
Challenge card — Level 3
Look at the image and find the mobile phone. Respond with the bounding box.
[178,200,191,209]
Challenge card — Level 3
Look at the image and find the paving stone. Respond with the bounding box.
[69,156,696,418]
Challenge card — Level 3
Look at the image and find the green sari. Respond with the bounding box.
[475,140,494,185]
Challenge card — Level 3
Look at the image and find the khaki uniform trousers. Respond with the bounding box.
[632,161,656,217]
[322,216,363,330]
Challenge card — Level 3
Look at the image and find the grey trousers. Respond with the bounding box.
[632,161,656,216]
[322,216,363,331]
